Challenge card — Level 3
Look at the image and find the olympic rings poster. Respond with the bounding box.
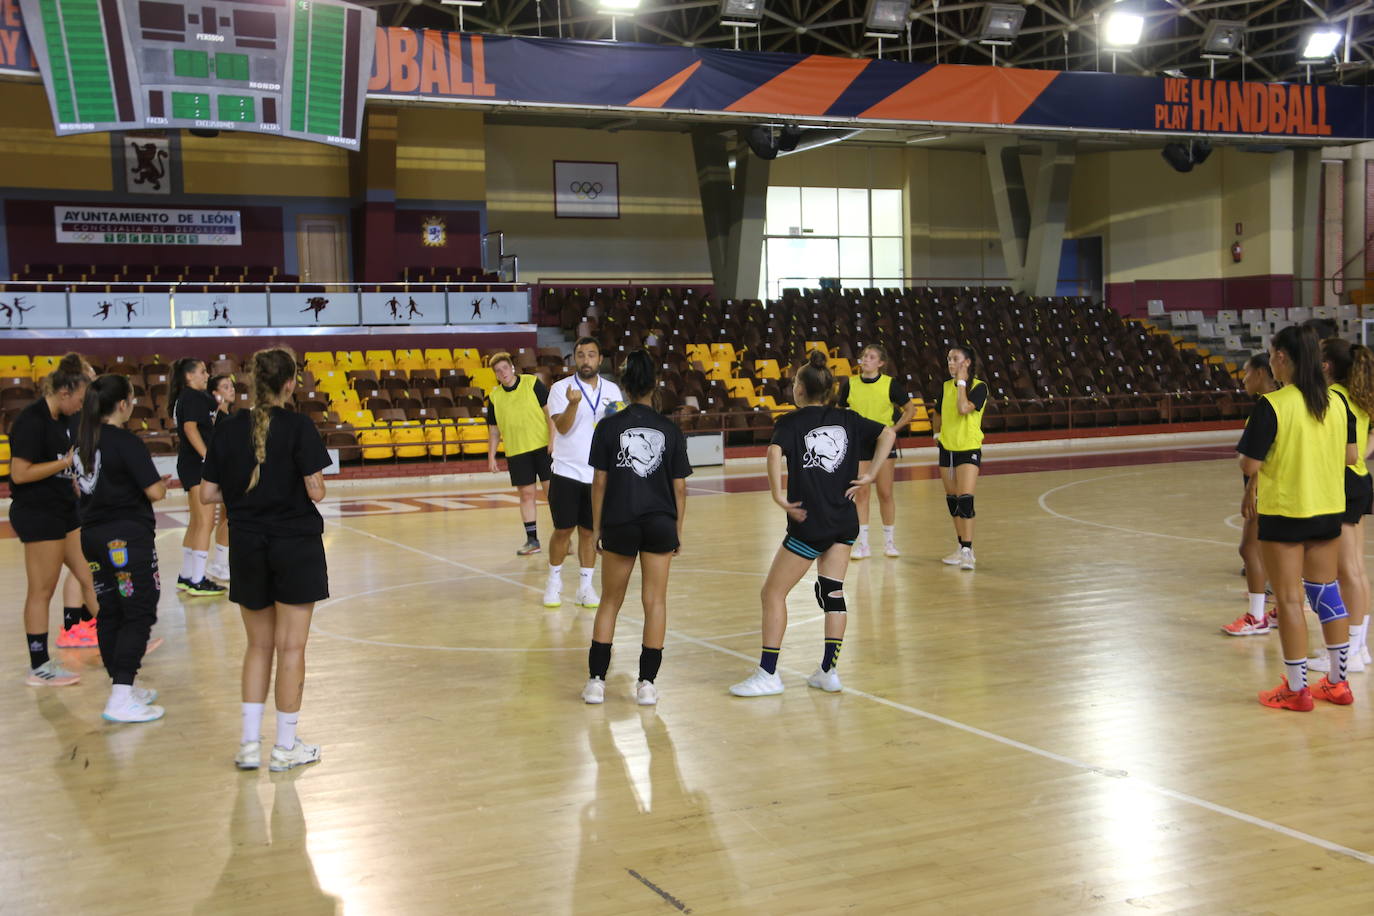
[554,161,619,219]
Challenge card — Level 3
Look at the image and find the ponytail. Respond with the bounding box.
[1323,337,1374,416]
[246,347,298,492]
[1272,325,1327,420]
[619,349,657,401]
[795,350,835,405]
[77,375,132,471]
[168,357,204,419]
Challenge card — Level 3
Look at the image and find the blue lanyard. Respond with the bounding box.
[573,377,601,417]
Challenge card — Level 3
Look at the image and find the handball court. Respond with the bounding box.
[3,430,1374,914]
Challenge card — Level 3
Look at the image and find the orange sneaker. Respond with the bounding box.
[55,618,98,648]
[1258,682,1314,711]
[1221,613,1270,636]
[1310,676,1355,705]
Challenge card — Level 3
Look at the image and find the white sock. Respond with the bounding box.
[241,702,264,743]
[857,525,869,545]
[214,544,229,567]
[883,525,895,543]
[1351,621,1367,651]
[181,546,194,577]
[547,563,562,580]
[107,684,132,711]
[1283,657,1308,692]
[1248,593,1267,621]
[1327,642,1350,683]
[275,710,299,750]
[191,550,209,583]
[579,567,595,586]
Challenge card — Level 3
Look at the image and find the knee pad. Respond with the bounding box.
[1304,579,1348,623]
[814,575,846,614]
[956,494,975,519]
[946,494,959,517]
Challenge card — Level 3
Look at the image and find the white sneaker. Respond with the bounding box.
[1364,645,1373,666]
[207,562,231,581]
[543,574,562,608]
[635,680,658,706]
[25,660,80,686]
[729,667,784,697]
[581,677,605,704]
[269,739,321,772]
[884,541,900,558]
[131,685,158,704]
[806,666,843,693]
[235,741,261,770]
[941,547,964,566]
[959,547,976,570]
[576,584,600,608]
[102,700,165,723]
[1307,652,1366,674]
[851,541,870,560]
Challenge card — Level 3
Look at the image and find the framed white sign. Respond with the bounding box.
[554,160,619,219]
[361,291,446,326]
[175,292,269,328]
[0,291,67,328]
[449,291,531,324]
[69,292,170,328]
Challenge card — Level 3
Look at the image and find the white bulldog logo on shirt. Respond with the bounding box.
[73,450,100,493]
[617,428,666,478]
[802,426,848,473]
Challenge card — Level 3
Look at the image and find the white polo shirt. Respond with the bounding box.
[547,374,624,484]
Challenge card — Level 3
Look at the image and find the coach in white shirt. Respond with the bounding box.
[544,336,624,609]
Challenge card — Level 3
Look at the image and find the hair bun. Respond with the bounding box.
[59,353,84,371]
[808,350,828,369]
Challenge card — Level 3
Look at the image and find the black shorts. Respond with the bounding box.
[9,501,79,543]
[507,447,551,488]
[177,455,203,490]
[1257,513,1343,543]
[782,527,859,561]
[548,474,593,531]
[1344,469,1373,524]
[858,445,900,463]
[228,528,329,609]
[938,445,982,468]
[601,513,679,557]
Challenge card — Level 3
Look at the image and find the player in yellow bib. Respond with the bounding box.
[929,344,987,570]
[838,345,918,559]
[485,353,553,556]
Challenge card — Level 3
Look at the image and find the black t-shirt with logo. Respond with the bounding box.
[201,407,332,535]
[770,405,884,540]
[174,388,216,462]
[76,425,162,533]
[8,398,78,514]
[588,403,692,528]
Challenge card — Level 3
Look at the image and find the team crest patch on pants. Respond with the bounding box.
[107,540,129,569]
[88,561,101,574]
[116,571,134,598]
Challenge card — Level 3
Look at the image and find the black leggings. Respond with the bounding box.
[81,522,161,685]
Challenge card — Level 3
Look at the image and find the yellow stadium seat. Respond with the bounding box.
[31,355,60,381]
[330,390,361,411]
[423,349,454,370]
[0,355,32,376]
[828,358,852,377]
[908,400,932,434]
[805,340,830,357]
[468,367,497,391]
[0,434,9,477]
[365,350,397,371]
[705,360,732,382]
[359,423,393,460]
[304,351,334,369]
[710,342,736,362]
[726,378,755,399]
[424,419,461,457]
[334,351,366,372]
[452,348,482,372]
[758,396,791,419]
[395,348,425,371]
[457,417,489,456]
[754,359,781,379]
[391,420,427,459]
[342,409,375,428]
[315,370,349,394]
[685,344,710,364]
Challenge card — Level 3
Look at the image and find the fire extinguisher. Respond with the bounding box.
[1231,241,1243,263]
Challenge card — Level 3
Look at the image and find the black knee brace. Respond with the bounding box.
[814,575,846,613]
[956,494,975,518]
[946,494,959,517]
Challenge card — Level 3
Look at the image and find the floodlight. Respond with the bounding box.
[720,0,763,26]
[1103,10,1144,48]
[1302,29,1341,60]
[1201,19,1244,55]
[865,0,910,39]
[599,0,641,11]
[979,4,1025,41]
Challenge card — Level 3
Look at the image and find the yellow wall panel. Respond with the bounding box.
[396,107,485,201]
[0,83,112,191]
[181,130,350,198]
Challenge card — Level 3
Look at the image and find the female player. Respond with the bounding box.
[206,373,237,581]
[484,352,552,556]
[74,374,169,722]
[730,351,896,697]
[202,347,332,771]
[840,344,917,559]
[581,350,691,706]
[1308,338,1374,675]
[1223,353,1279,636]
[1238,325,1356,710]
[10,353,98,686]
[931,345,988,570]
[170,357,224,596]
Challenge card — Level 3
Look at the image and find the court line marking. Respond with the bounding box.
[325,514,1374,866]
[1037,473,1237,548]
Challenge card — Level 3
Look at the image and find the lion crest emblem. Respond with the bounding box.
[616,428,666,478]
[802,426,847,473]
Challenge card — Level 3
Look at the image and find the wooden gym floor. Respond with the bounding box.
[3,430,1374,914]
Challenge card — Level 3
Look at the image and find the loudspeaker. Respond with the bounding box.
[1162,139,1212,173]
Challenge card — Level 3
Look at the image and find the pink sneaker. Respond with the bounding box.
[1221,612,1270,636]
[55,618,98,648]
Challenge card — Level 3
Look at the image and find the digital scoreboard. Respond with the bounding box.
[18,0,375,149]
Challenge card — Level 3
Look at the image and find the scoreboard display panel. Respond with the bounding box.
[18,0,375,149]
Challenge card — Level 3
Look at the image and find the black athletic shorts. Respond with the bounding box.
[9,502,79,543]
[1344,468,1373,525]
[1257,513,1343,544]
[229,529,329,609]
[858,445,900,463]
[938,445,982,468]
[782,526,859,561]
[601,513,679,557]
[549,474,593,531]
[507,447,551,488]
[177,455,203,490]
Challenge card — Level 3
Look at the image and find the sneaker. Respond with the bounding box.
[634,680,658,706]
[206,562,231,581]
[543,575,562,608]
[185,578,226,597]
[729,667,784,697]
[269,739,321,772]
[884,541,900,558]
[1221,613,1270,636]
[235,741,261,770]
[959,547,976,570]
[1311,675,1355,705]
[941,547,964,566]
[851,541,870,560]
[806,666,843,693]
[25,660,80,687]
[55,618,98,648]
[177,576,192,592]
[102,700,165,723]
[1307,652,1365,674]
[1364,645,1373,667]
[581,677,605,704]
[1258,682,1314,711]
[1266,607,1278,628]
[516,539,542,557]
[131,686,158,704]
[576,585,600,609]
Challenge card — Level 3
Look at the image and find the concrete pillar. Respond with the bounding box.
[691,129,733,287]
[352,108,398,283]
[1292,147,1322,307]
[984,138,1029,289]
[1024,140,1076,297]
[1344,144,1368,291]
[725,145,769,300]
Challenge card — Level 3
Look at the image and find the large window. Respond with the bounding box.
[761,187,903,299]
